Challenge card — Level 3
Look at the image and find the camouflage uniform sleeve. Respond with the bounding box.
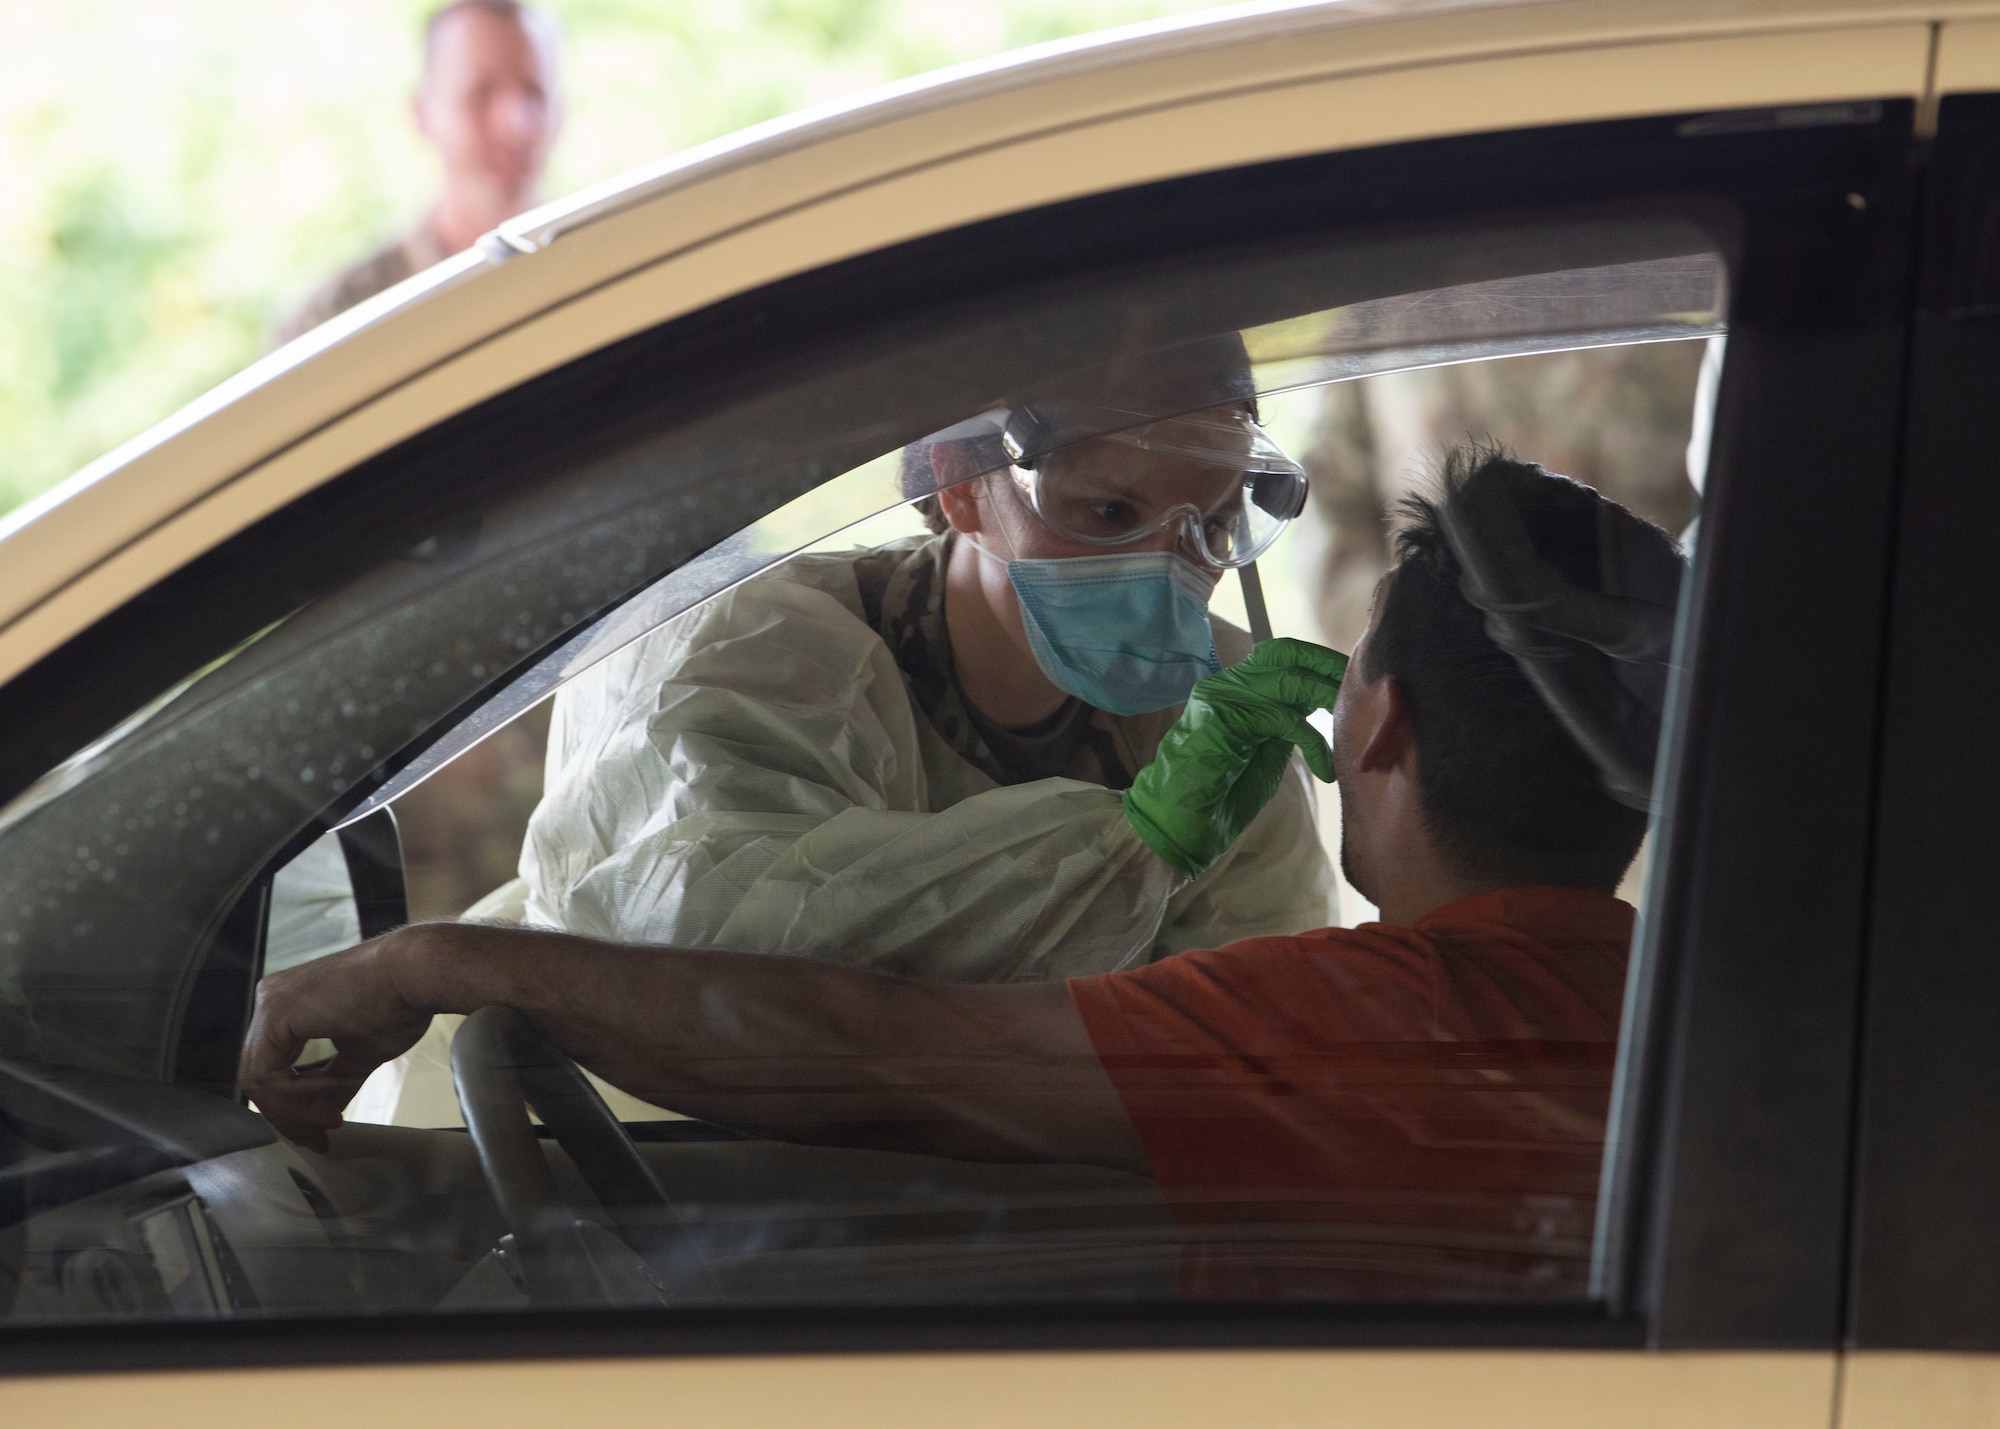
[267,234,423,348]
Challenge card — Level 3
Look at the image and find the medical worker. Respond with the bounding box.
[513,383,1341,982]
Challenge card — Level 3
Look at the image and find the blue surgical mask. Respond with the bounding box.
[1003,549,1222,716]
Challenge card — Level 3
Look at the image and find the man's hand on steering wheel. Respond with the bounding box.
[239,927,437,1151]
[239,918,1148,1175]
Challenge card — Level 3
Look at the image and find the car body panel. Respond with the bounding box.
[1842,1354,2000,1429]
[0,0,1955,696]
[1940,14,2000,86]
[1836,61,2000,1422]
[0,0,1978,1417]
[0,1350,1835,1429]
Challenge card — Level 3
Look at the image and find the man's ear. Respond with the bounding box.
[1355,677,1416,776]
[931,452,985,536]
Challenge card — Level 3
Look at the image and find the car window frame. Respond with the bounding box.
[0,101,1922,1373]
[1847,88,2000,1354]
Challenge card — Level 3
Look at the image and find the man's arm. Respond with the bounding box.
[238,922,1149,1175]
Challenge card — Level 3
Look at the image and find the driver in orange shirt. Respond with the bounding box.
[242,446,1684,1299]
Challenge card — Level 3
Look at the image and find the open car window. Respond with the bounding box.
[0,209,1722,1321]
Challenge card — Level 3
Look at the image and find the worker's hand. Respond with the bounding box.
[1122,638,1346,879]
[238,928,436,1152]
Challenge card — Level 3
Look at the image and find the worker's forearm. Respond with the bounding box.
[383,923,1137,1169]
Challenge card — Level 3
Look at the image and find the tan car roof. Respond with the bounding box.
[0,0,1988,689]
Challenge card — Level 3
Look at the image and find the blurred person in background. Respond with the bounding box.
[272,0,561,344]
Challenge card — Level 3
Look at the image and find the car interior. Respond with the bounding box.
[0,207,1724,1322]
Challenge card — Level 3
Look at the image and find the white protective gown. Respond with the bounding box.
[519,536,1337,981]
[347,536,1339,1128]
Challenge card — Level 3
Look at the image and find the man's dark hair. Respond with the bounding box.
[1362,446,1655,889]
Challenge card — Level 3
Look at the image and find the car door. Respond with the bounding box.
[0,26,1930,1429]
[1840,21,2000,1429]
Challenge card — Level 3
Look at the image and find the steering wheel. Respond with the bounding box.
[450,1005,678,1307]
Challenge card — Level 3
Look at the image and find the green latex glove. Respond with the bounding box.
[1122,638,1347,879]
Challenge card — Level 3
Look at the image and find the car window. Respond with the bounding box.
[0,211,1721,1322]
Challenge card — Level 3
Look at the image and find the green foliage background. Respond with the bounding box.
[0,0,1215,516]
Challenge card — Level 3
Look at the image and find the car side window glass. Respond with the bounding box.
[0,212,1721,1320]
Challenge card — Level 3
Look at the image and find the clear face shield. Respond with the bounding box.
[998,405,1308,569]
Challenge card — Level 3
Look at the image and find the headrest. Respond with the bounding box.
[1438,456,1687,811]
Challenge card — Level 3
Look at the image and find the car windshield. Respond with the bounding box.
[0,214,1721,1321]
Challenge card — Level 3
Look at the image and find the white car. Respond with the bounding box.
[3,0,1998,1423]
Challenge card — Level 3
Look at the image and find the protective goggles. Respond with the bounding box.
[999,406,1309,569]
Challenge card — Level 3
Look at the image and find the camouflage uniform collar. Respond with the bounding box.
[853,532,1149,790]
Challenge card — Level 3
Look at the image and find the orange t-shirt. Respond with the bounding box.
[1068,886,1635,1300]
